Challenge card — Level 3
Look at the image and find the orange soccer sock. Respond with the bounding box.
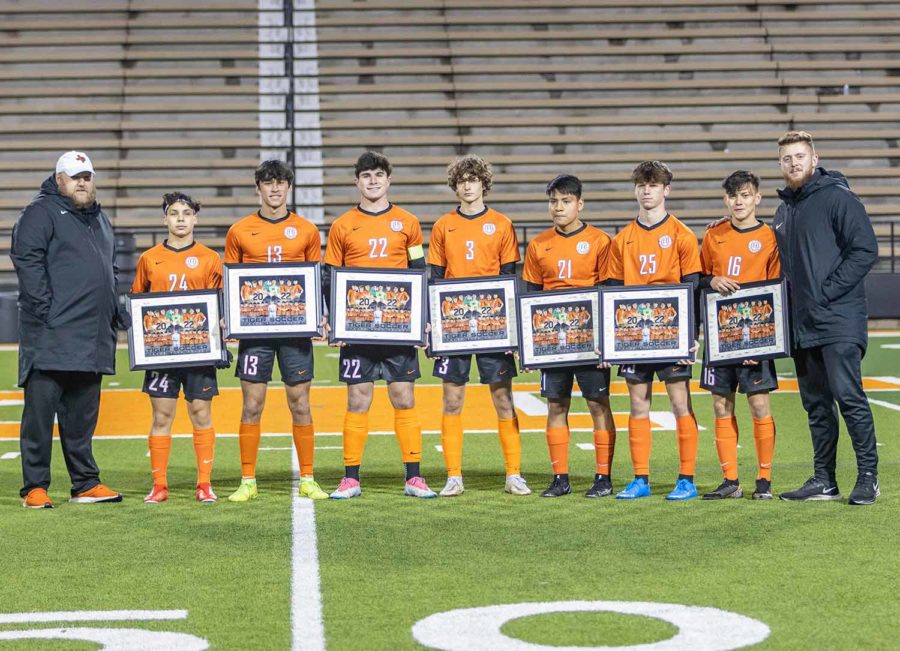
[292,423,316,477]
[394,408,423,464]
[593,429,616,477]
[628,417,652,477]
[148,434,172,486]
[753,416,776,481]
[676,414,699,478]
[441,414,464,476]
[342,411,369,468]
[714,417,739,481]
[192,427,215,484]
[545,427,570,476]
[498,417,522,476]
[238,422,262,478]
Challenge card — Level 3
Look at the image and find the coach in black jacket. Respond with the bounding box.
[10,151,127,507]
[773,131,879,506]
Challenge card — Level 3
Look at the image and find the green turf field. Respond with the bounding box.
[1,339,899,649]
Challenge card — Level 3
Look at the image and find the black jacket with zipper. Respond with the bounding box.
[773,167,876,351]
[10,175,121,386]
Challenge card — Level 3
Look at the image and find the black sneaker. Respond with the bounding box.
[752,479,773,500]
[779,476,841,501]
[848,472,880,506]
[702,480,743,500]
[585,476,613,498]
[541,475,572,498]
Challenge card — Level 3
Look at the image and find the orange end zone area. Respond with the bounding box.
[1,377,898,440]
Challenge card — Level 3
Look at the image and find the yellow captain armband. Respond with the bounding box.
[407,244,424,260]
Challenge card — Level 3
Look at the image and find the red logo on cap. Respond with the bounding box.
[76,155,86,162]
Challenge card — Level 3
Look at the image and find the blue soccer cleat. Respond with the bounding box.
[616,477,651,500]
[666,478,699,501]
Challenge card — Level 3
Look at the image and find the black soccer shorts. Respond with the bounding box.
[541,366,611,400]
[432,352,517,385]
[236,338,314,385]
[338,344,420,384]
[142,366,218,401]
[617,362,692,384]
[700,358,778,395]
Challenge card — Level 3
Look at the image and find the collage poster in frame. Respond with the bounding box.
[223,262,322,339]
[126,289,226,371]
[702,278,790,366]
[329,267,427,346]
[598,283,694,365]
[516,287,600,370]
[428,275,518,356]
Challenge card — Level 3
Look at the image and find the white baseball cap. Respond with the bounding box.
[56,151,94,177]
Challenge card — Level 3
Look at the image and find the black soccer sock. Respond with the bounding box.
[678,474,694,482]
[595,473,610,481]
[636,474,649,483]
[555,473,570,483]
[345,465,360,481]
[405,462,420,480]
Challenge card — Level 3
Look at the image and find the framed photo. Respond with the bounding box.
[329,267,427,346]
[598,283,695,364]
[516,287,600,369]
[702,278,790,366]
[223,262,322,339]
[126,289,226,370]
[428,275,518,356]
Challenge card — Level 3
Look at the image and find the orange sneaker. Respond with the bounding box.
[22,488,53,509]
[195,483,218,503]
[144,484,168,504]
[70,483,123,504]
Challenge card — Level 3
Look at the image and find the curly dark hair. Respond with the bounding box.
[447,154,493,194]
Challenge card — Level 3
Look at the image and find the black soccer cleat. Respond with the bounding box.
[585,476,613,498]
[702,480,743,500]
[779,476,841,502]
[541,475,572,498]
[752,479,773,500]
[848,472,880,506]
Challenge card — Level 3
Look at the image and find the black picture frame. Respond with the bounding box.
[328,266,427,346]
[598,283,695,365]
[428,275,518,356]
[223,262,323,339]
[701,278,790,366]
[126,289,226,371]
[516,287,600,370]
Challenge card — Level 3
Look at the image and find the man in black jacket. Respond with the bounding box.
[11,151,127,508]
[773,131,880,505]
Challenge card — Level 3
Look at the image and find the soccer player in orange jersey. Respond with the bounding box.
[427,155,527,496]
[132,192,225,504]
[325,152,436,499]
[607,161,702,501]
[224,160,328,503]
[699,170,781,500]
[522,175,616,498]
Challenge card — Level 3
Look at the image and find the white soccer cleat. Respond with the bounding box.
[505,474,532,496]
[439,476,464,497]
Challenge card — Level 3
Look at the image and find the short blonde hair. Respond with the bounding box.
[778,130,816,151]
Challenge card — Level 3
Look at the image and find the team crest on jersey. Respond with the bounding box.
[482,223,496,236]
[185,256,199,269]
[748,239,762,253]
[284,226,298,240]
[658,235,673,249]
[576,241,590,255]
[390,220,403,232]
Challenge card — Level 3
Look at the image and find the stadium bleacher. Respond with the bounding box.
[2,0,900,286]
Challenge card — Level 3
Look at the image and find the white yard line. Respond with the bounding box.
[868,397,900,412]
[290,436,326,651]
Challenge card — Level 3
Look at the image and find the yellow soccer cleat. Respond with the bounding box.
[299,477,329,500]
[227,478,258,503]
